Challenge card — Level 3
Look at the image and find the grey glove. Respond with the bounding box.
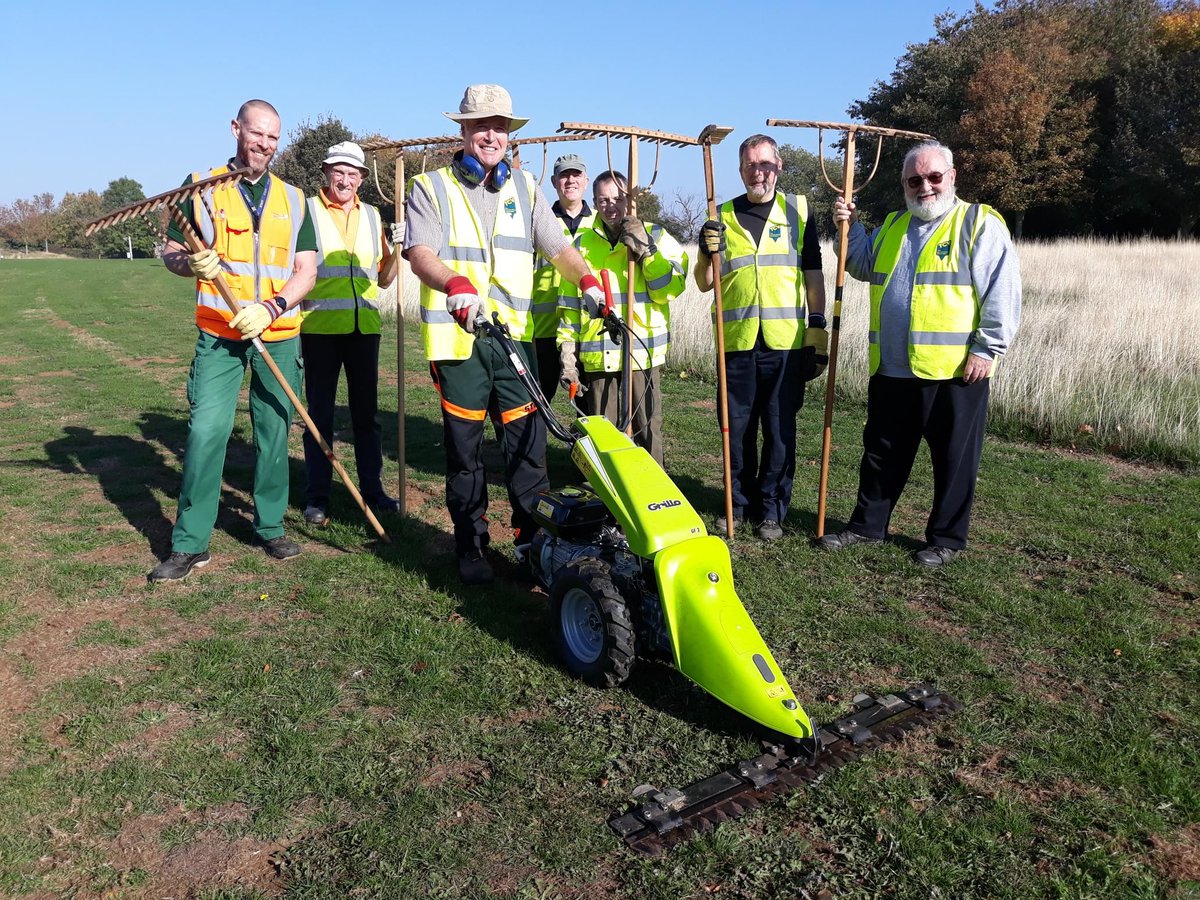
[699,219,726,258]
[619,216,655,263]
[559,343,584,395]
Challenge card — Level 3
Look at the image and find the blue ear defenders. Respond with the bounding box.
[454,151,510,189]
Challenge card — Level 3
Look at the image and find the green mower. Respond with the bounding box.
[475,307,959,853]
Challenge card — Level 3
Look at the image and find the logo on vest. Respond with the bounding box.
[769,225,782,242]
[936,240,951,260]
[504,198,517,218]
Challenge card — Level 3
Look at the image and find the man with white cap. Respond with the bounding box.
[531,153,594,400]
[299,141,402,527]
[404,84,604,585]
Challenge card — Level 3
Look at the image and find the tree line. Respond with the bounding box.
[4,0,1193,254]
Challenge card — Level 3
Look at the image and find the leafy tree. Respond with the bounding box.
[956,14,1096,237]
[1,193,55,251]
[98,178,156,258]
[50,190,104,254]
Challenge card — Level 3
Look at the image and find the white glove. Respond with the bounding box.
[188,248,221,280]
[390,221,406,246]
[582,284,606,319]
[559,343,584,394]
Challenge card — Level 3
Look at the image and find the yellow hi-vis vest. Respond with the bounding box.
[716,192,811,351]
[557,219,688,373]
[869,200,1003,380]
[192,165,305,342]
[301,196,383,335]
[413,165,537,361]
[532,210,595,339]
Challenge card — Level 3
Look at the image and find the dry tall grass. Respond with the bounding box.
[378,238,1200,463]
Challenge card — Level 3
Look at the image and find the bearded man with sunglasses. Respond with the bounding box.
[819,141,1021,567]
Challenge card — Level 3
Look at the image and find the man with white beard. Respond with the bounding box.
[818,141,1021,566]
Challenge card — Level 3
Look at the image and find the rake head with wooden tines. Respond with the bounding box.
[84,168,251,238]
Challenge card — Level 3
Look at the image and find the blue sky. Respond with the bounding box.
[2,0,978,209]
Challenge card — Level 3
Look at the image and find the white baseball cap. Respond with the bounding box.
[322,141,369,174]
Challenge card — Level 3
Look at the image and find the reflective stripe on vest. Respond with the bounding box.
[714,192,809,351]
[532,211,594,338]
[301,198,383,335]
[192,167,304,341]
[414,166,536,361]
[560,219,687,373]
[868,201,994,379]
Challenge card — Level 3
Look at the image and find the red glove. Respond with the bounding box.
[579,273,609,318]
[445,275,480,332]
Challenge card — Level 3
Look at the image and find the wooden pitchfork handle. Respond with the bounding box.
[701,142,736,540]
[170,207,390,543]
[394,154,407,517]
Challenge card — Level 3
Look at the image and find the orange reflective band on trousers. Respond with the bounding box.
[431,374,487,422]
[498,401,537,425]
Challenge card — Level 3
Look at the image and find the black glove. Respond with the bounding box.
[699,219,726,258]
[799,313,829,382]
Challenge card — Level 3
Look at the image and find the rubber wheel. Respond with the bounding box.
[549,558,636,688]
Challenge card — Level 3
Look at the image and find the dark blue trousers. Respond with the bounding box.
[722,346,806,523]
[847,374,990,549]
[301,331,387,506]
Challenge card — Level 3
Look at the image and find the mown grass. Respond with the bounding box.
[0,259,1197,898]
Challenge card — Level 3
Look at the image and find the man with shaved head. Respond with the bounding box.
[821,141,1022,567]
[150,99,317,582]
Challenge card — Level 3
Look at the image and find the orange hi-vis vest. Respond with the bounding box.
[191,165,306,341]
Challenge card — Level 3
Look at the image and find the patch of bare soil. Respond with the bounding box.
[419,757,491,790]
[951,747,1100,808]
[100,802,286,898]
[1147,823,1200,886]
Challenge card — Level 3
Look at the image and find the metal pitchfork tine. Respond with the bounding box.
[85,169,391,543]
[360,134,460,515]
[765,119,934,538]
[558,122,701,434]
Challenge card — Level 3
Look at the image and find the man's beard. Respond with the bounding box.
[906,189,957,221]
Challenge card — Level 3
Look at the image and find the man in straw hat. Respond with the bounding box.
[404,84,605,585]
[299,141,402,528]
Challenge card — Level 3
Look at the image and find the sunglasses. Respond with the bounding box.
[906,170,949,189]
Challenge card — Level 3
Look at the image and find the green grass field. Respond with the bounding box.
[0,260,1197,899]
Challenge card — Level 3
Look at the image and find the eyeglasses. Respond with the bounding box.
[905,170,948,189]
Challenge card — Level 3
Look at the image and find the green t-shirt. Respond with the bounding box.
[165,162,316,251]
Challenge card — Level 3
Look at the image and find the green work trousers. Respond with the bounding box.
[172,330,301,553]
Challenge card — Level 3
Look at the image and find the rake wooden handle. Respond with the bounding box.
[170,206,390,543]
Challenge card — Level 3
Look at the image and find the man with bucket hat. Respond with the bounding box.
[404,84,603,585]
[299,141,402,527]
[531,153,594,400]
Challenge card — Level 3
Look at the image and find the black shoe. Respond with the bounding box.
[262,536,302,560]
[714,512,744,533]
[365,493,401,513]
[148,551,210,583]
[913,545,961,567]
[458,549,494,585]
[304,504,328,526]
[757,519,784,542]
[816,529,882,551]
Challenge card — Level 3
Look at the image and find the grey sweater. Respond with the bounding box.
[843,200,1022,377]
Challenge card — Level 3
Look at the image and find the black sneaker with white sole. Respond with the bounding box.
[148,551,211,583]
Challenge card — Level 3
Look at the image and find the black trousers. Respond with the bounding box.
[431,337,549,556]
[847,374,990,549]
[300,331,386,506]
[533,335,560,403]
[722,346,806,523]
